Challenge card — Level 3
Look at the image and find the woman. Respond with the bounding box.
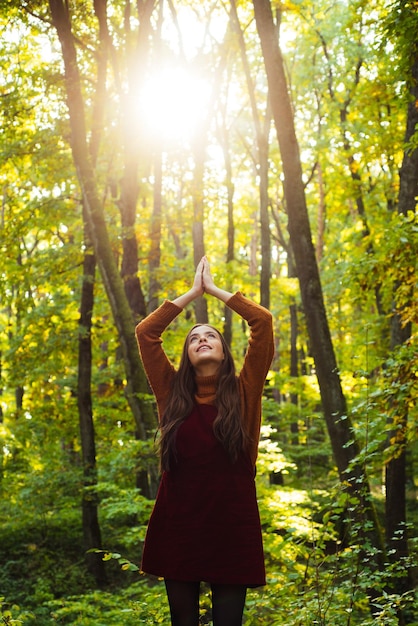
[135,257,274,626]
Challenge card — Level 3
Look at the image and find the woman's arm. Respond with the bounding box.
[226,293,274,466]
[136,258,207,415]
[135,301,180,414]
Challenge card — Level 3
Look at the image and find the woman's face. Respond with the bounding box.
[187,325,225,375]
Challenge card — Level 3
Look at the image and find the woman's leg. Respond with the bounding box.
[164,579,200,626]
[210,583,247,626]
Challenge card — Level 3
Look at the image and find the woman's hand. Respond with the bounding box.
[201,256,216,295]
[171,257,204,308]
[172,257,233,308]
[202,256,233,303]
[191,257,205,297]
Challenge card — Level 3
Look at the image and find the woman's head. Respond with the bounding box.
[179,324,236,378]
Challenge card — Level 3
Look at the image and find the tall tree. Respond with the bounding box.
[191,129,209,324]
[77,238,107,586]
[217,89,235,347]
[47,0,156,496]
[252,0,384,570]
[384,1,418,606]
[230,0,271,309]
[118,0,152,321]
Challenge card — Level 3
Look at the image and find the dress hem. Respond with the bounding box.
[140,568,266,588]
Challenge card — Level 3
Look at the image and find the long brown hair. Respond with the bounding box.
[159,324,247,471]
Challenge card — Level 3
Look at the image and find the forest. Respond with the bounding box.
[0,0,417,624]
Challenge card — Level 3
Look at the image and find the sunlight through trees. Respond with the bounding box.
[0,0,416,624]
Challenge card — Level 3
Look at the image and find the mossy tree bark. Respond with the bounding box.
[49,0,156,497]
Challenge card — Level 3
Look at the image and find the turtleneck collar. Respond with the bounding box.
[195,373,217,405]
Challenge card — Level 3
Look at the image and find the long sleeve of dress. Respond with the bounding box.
[135,300,182,418]
[227,293,274,465]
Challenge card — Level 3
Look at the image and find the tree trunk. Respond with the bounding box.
[385,41,418,607]
[219,117,235,348]
[259,131,271,309]
[75,2,107,583]
[77,241,107,587]
[316,162,326,263]
[187,40,229,325]
[148,150,163,313]
[192,136,208,324]
[252,0,384,557]
[48,0,156,496]
[119,156,147,321]
[230,0,271,308]
[117,0,155,322]
[288,252,299,447]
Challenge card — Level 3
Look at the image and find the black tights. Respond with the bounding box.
[164,579,247,626]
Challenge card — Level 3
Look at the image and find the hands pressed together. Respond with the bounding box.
[172,257,233,309]
[192,256,216,297]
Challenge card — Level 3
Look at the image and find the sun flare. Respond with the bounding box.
[137,65,212,145]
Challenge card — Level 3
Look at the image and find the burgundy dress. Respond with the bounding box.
[136,292,274,587]
[141,404,265,586]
